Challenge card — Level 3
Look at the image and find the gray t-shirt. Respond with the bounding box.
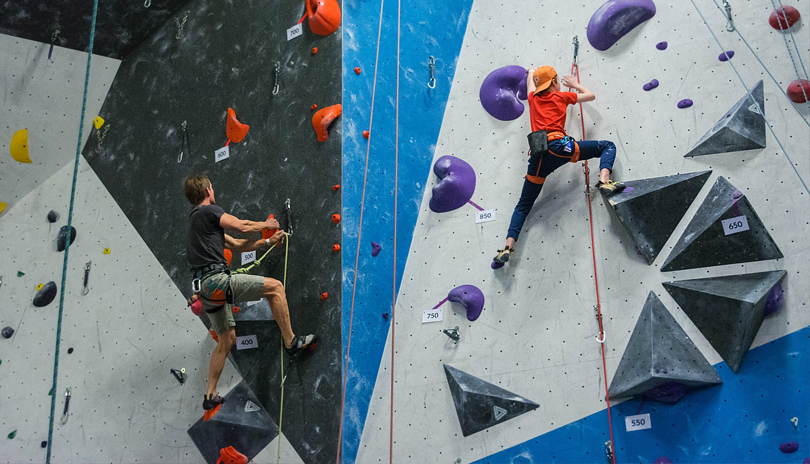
[187,204,226,271]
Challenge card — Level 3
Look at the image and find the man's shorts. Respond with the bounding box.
[199,272,265,334]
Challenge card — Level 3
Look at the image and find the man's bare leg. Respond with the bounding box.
[207,328,235,399]
[262,277,295,349]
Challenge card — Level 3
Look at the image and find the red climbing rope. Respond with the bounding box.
[389,0,401,462]
[569,61,617,464]
[336,0,387,462]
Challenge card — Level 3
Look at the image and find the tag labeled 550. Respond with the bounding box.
[625,413,651,431]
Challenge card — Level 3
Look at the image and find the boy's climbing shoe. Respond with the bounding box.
[493,246,513,264]
[596,180,626,196]
[203,393,225,410]
[285,334,318,357]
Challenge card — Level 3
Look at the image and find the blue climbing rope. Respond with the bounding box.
[45,0,99,461]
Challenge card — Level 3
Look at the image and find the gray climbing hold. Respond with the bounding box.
[661,177,782,272]
[443,364,539,436]
[607,292,722,400]
[33,281,58,307]
[47,210,59,223]
[1,327,14,339]
[685,80,765,157]
[663,270,786,373]
[187,380,278,463]
[56,226,77,252]
[606,170,711,264]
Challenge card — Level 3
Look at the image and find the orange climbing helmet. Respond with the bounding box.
[216,446,248,464]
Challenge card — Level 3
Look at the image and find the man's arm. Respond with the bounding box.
[560,75,595,103]
[220,213,279,234]
[526,68,537,95]
[224,230,285,253]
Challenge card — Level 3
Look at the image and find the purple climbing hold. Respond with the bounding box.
[447,284,485,321]
[479,65,528,121]
[780,442,799,453]
[643,79,659,91]
[587,0,657,51]
[429,155,476,213]
[677,99,693,109]
[371,241,382,257]
[653,458,673,464]
[764,281,784,316]
[491,261,504,270]
[719,50,735,62]
[802,458,810,464]
[656,41,668,50]
[643,381,688,403]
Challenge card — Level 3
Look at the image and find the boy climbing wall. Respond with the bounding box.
[493,65,625,267]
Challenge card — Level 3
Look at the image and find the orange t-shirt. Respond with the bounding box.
[528,91,578,133]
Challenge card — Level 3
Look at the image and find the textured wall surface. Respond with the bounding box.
[80,0,343,462]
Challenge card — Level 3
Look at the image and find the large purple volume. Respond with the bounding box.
[447,284,485,321]
[479,65,528,121]
[587,0,657,51]
[429,155,476,213]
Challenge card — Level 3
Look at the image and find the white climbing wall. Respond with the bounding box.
[356,0,809,462]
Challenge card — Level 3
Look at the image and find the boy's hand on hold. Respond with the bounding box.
[561,75,578,89]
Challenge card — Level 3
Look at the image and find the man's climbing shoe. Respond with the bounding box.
[493,247,513,264]
[203,393,225,410]
[285,334,318,357]
[596,180,626,196]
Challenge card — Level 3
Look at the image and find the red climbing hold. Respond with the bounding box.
[320,292,328,300]
[223,248,232,267]
[203,403,222,422]
[209,329,219,342]
[362,130,370,139]
[769,5,800,30]
[331,213,341,223]
[332,184,341,191]
[190,298,203,316]
[311,47,318,55]
[261,214,278,240]
[306,0,341,36]
[354,67,361,75]
[216,445,248,464]
[311,103,318,111]
[787,79,810,103]
[226,108,249,143]
[312,104,342,142]
[232,306,240,314]
[332,244,341,252]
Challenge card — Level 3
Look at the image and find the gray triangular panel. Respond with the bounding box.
[607,171,711,264]
[663,270,787,373]
[685,80,766,157]
[444,364,539,436]
[188,380,278,463]
[661,177,782,272]
[607,292,722,400]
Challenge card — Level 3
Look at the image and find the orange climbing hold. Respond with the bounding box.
[320,292,328,300]
[203,403,222,422]
[261,214,277,240]
[224,248,232,266]
[362,130,370,139]
[226,108,249,143]
[311,104,318,111]
[354,67,361,75]
[306,0,341,36]
[332,184,340,191]
[312,47,318,55]
[232,306,240,314]
[216,446,248,464]
[331,213,341,223]
[332,244,341,252]
[209,329,219,342]
[312,104,342,142]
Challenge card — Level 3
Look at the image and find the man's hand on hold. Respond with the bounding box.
[265,217,280,230]
[269,229,285,245]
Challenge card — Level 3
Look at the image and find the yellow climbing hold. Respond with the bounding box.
[94,117,105,130]
[103,247,111,255]
[10,129,32,163]
[36,283,44,291]
[0,202,6,215]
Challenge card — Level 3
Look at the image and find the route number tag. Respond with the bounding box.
[625,413,651,432]
[475,209,496,224]
[236,334,258,350]
[287,24,303,41]
[215,146,229,162]
[241,250,256,265]
[722,215,749,235]
[422,308,443,323]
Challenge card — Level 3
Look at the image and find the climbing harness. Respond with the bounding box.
[60,388,71,425]
[272,62,281,95]
[568,36,617,464]
[427,56,436,89]
[175,13,188,40]
[771,0,810,104]
[722,0,735,32]
[81,261,91,296]
[48,30,60,60]
[47,0,98,460]
[178,120,190,163]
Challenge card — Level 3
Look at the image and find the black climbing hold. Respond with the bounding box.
[47,210,59,223]
[606,170,711,264]
[1,327,14,339]
[187,380,278,463]
[56,225,77,252]
[607,292,722,401]
[661,177,782,272]
[443,364,539,436]
[663,270,787,373]
[8,430,17,439]
[685,80,765,157]
[67,347,74,354]
[33,281,58,307]
[41,440,48,448]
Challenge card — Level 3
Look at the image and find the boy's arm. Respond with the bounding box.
[561,75,595,103]
[526,69,537,95]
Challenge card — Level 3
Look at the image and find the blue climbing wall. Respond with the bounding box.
[341,0,473,461]
[475,327,810,463]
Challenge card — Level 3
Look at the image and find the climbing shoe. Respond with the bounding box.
[493,246,513,264]
[203,393,226,410]
[285,334,318,357]
[596,180,626,196]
